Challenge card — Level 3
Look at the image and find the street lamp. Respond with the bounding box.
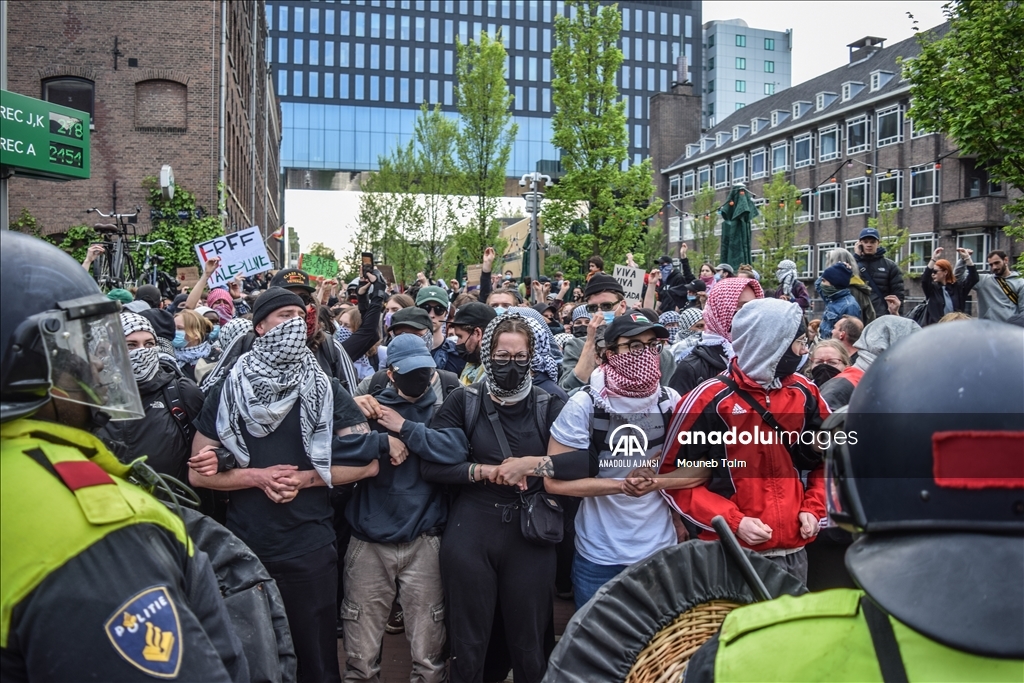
[519,172,553,302]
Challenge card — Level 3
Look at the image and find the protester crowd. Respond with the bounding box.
[9,229,1019,683]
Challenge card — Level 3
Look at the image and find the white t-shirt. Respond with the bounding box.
[550,386,681,567]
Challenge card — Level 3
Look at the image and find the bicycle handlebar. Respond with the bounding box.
[87,207,142,219]
[138,240,170,246]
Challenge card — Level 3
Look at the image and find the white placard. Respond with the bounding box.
[613,264,644,307]
[194,226,273,286]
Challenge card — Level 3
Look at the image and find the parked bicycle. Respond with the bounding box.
[87,206,141,290]
[137,239,181,299]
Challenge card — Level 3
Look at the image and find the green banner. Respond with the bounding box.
[300,252,339,278]
[0,89,90,180]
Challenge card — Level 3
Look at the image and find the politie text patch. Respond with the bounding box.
[104,586,182,678]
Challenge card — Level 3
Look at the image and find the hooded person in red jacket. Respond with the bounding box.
[659,298,829,582]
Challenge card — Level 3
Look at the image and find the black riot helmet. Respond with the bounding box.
[0,231,143,423]
[822,320,1023,659]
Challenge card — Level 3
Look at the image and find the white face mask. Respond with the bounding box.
[494,306,508,316]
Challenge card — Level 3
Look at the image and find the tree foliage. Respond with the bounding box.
[414,103,464,278]
[543,0,657,282]
[905,1,1024,264]
[752,173,802,290]
[691,184,721,267]
[142,178,224,271]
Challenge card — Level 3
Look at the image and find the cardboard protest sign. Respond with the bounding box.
[377,264,396,285]
[613,264,644,307]
[466,264,483,290]
[299,253,339,279]
[176,267,200,290]
[194,227,272,286]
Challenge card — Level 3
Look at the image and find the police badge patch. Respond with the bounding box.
[104,586,182,678]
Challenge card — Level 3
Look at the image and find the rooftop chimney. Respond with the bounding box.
[847,36,886,65]
[675,55,689,85]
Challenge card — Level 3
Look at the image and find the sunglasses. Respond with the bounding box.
[585,302,618,314]
[419,303,448,316]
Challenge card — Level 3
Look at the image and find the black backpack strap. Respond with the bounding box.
[439,370,462,400]
[463,383,481,441]
[367,369,391,397]
[582,386,610,454]
[861,596,909,683]
[532,387,551,444]
[481,392,513,460]
[161,379,193,444]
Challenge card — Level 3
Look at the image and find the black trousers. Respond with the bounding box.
[441,496,556,683]
[263,542,342,683]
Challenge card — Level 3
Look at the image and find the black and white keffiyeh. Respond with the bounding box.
[121,312,160,382]
[659,311,682,344]
[776,259,798,298]
[215,316,334,486]
[480,310,534,404]
[220,317,253,352]
[200,318,254,391]
[514,306,560,383]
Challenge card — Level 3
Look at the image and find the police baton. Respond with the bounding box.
[712,515,772,602]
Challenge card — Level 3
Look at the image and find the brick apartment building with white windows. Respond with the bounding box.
[656,25,1020,305]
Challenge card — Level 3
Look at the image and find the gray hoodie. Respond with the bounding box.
[731,299,804,388]
[819,316,921,409]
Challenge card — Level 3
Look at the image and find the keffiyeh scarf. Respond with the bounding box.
[335,325,374,380]
[603,346,662,398]
[216,316,334,486]
[121,312,160,382]
[220,317,254,352]
[514,306,560,383]
[207,288,236,326]
[480,310,534,404]
[658,311,682,343]
[175,341,212,367]
[199,319,254,392]
[703,278,764,342]
[776,260,798,298]
[553,332,574,351]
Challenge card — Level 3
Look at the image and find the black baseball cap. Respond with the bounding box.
[603,312,669,347]
[389,306,433,332]
[658,255,674,266]
[452,302,496,330]
[685,279,707,292]
[583,273,624,299]
[270,268,315,293]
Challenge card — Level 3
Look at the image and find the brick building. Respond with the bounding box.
[655,25,1020,302]
[5,0,281,241]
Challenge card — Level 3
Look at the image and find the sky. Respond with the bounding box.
[703,1,949,85]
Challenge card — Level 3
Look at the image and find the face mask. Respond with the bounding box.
[820,284,839,298]
[687,294,697,302]
[129,346,160,383]
[547,321,563,335]
[490,362,529,391]
[494,306,508,316]
[304,304,318,341]
[384,311,394,328]
[455,342,481,364]
[775,347,805,378]
[392,367,433,399]
[420,330,434,351]
[208,324,221,342]
[172,330,187,349]
[503,275,511,281]
[714,272,723,282]
[811,363,842,386]
[572,325,589,339]
[660,265,673,281]
[602,311,616,324]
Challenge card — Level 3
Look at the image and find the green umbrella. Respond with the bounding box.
[521,233,533,279]
[719,186,759,271]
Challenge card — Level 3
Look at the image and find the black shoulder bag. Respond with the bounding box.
[481,393,563,545]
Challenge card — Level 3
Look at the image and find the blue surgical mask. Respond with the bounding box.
[208,324,220,342]
[602,311,615,324]
[494,306,508,316]
[687,294,697,302]
[714,272,723,282]
[172,330,187,349]
[384,311,394,328]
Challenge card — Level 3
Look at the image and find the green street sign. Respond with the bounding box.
[0,89,90,180]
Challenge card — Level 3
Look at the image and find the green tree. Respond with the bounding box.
[413,103,464,279]
[869,192,912,271]
[753,173,802,290]
[632,221,667,271]
[543,0,657,283]
[143,179,224,271]
[905,1,1024,266]
[452,31,516,266]
[691,184,721,266]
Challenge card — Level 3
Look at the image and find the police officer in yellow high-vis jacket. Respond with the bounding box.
[685,320,1024,682]
[0,231,248,681]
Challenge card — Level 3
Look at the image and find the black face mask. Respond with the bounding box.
[547,321,563,335]
[455,342,481,364]
[490,362,529,391]
[391,367,433,398]
[572,325,589,339]
[775,347,805,379]
[561,316,572,326]
[811,363,842,386]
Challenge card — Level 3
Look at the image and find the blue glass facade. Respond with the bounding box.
[269,1,701,177]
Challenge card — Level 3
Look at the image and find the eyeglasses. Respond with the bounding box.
[491,352,530,367]
[585,302,618,314]
[611,340,664,355]
[793,338,810,349]
[419,303,448,316]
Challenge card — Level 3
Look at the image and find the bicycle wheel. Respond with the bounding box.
[91,246,110,289]
[110,239,126,289]
[123,242,140,287]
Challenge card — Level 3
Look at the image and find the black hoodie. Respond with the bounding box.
[668,343,729,398]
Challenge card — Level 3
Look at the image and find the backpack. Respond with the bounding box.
[367,368,462,411]
[463,382,551,446]
[581,386,674,463]
[161,377,195,445]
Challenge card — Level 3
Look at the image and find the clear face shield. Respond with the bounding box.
[36,294,144,421]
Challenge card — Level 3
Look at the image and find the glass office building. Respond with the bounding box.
[267,0,701,177]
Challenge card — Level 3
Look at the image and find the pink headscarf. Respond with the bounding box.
[206,288,235,326]
[703,277,764,342]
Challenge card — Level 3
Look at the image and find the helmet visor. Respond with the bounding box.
[38,310,144,421]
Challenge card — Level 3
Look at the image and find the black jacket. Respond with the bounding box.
[657,259,696,313]
[854,248,906,317]
[668,343,729,398]
[96,369,205,483]
[921,264,979,326]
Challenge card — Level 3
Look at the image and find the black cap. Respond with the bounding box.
[138,307,175,341]
[134,284,162,309]
[452,301,496,330]
[603,312,669,347]
[583,273,624,299]
[252,287,306,328]
[685,279,707,293]
[389,306,433,331]
[658,255,674,266]
[533,302,558,316]
[269,268,315,293]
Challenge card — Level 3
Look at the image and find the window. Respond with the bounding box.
[792,101,811,119]
[669,175,682,200]
[292,71,303,97]
[876,105,903,146]
[816,92,837,112]
[818,184,840,220]
[714,160,729,189]
[682,170,696,197]
[707,33,715,48]
[669,216,682,243]
[819,125,840,161]
[956,233,990,270]
[794,134,814,168]
[765,37,775,50]
[697,165,711,189]
[708,57,715,70]
[294,6,304,31]
[736,57,746,70]
[770,110,788,127]
[707,80,715,93]
[962,159,1003,197]
[735,80,746,93]
[325,42,335,67]
[771,141,789,172]
[796,189,812,223]
[876,171,903,209]
[910,164,938,206]
[278,38,288,64]
[716,132,731,147]
[752,199,766,230]
[277,70,287,96]
[293,39,304,65]
[817,243,838,274]
[750,148,767,179]
[847,116,870,154]
[42,77,95,119]
[309,40,320,65]
[846,178,869,215]
[870,70,894,92]
[764,83,775,95]
[907,234,935,273]
[795,245,812,278]
[764,60,774,73]
[736,34,746,47]
[841,81,864,102]
[732,154,747,183]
